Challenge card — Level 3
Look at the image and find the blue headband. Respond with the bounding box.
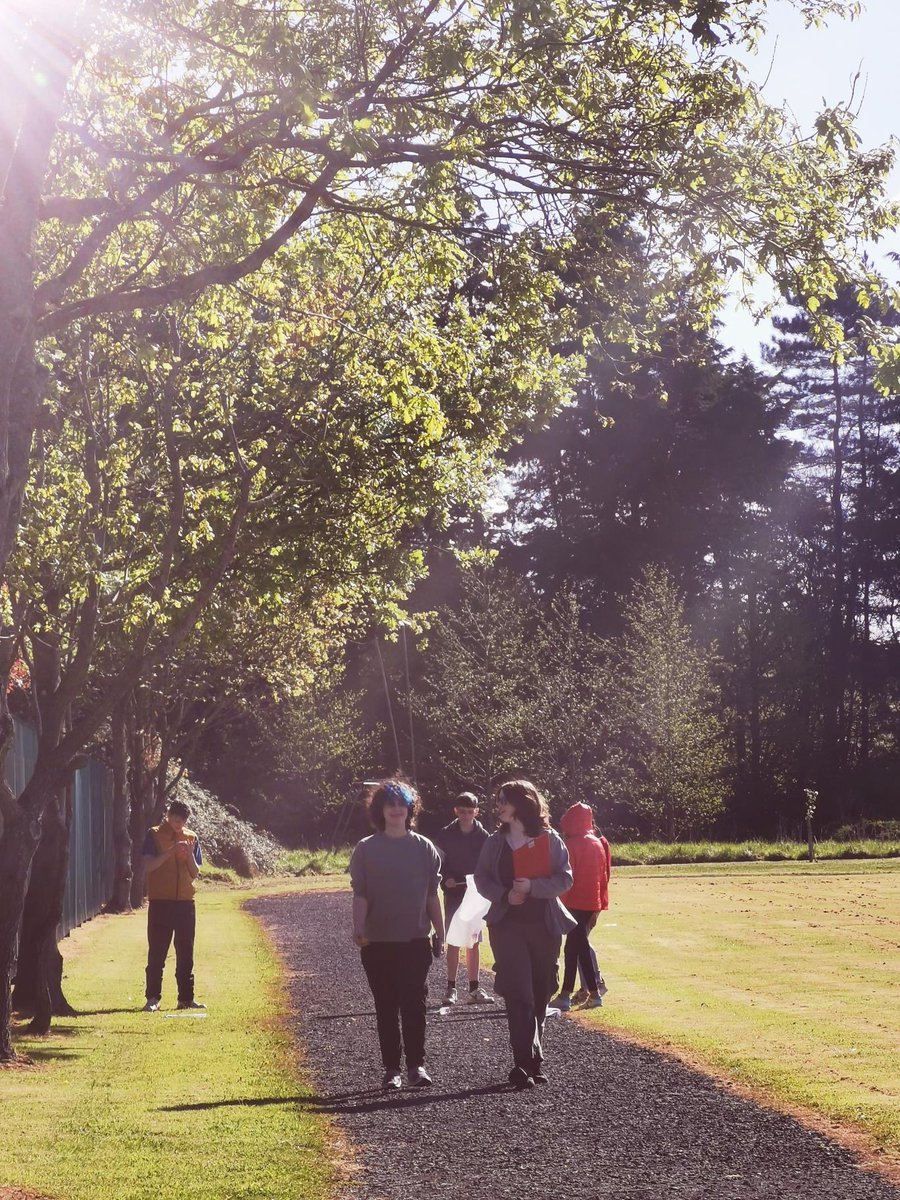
[382,781,416,807]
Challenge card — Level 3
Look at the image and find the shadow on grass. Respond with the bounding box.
[9,1044,84,1063]
[76,1008,147,1016]
[314,1008,505,1023]
[161,1081,511,1116]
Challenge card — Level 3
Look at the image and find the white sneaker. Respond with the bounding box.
[444,985,458,1005]
[464,986,495,1005]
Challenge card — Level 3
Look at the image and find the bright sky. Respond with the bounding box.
[722,0,900,359]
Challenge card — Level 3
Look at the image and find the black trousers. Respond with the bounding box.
[489,918,560,1072]
[146,900,196,1003]
[360,939,432,1071]
[562,909,600,993]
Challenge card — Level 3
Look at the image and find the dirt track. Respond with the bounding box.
[247,889,900,1200]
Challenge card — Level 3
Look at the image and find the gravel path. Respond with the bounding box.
[247,890,899,1200]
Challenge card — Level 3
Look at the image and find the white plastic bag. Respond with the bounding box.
[445,874,491,948]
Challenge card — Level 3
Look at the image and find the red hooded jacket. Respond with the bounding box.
[559,803,611,912]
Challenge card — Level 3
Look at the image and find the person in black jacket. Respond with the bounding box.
[434,792,493,1005]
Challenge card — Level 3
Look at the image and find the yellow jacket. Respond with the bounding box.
[145,821,199,901]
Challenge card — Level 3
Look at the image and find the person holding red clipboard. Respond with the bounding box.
[474,780,575,1089]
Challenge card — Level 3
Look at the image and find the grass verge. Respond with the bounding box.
[611,838,900,865]
[0,887,337,1200]
[277,847,352,876]
[567,858,900,1166]
[277,839,900,873]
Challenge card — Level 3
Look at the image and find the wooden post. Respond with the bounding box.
[804,789,818,862]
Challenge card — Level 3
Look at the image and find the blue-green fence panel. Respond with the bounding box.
[4,717,37,798]
[5,719,112,938]
[60,759,114,938]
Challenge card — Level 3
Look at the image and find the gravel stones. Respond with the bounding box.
[247,891,899,1200]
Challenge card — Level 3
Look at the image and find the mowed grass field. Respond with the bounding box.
[0,885,337,1200]
[572,859,900,1162]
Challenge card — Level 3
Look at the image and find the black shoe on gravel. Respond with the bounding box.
[508,1066,535,1090]
[382,1070,402,1090]
[407,1066,432,1087]
[532,1066,549,1084]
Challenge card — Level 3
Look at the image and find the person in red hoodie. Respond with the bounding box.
[552,802,611,1012]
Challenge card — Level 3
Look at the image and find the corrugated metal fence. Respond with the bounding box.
[4,719,113,938]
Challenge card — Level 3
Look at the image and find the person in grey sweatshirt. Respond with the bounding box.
[350,779,444,1090]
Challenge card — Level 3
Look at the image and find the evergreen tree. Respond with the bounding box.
[765,289,900,824]
[502,320,795,632]
[598,567,728,840]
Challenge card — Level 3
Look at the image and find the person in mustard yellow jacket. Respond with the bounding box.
[141,800,205,1012]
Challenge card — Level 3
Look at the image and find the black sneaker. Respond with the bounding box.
[176,1000,207,1010]
[382,1070,402,1090]
[407,1065,432,1088]
[508,1066,535,1090]
[142,998,160,1012]
[532,1065,549,1084]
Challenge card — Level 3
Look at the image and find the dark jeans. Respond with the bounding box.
[562,909,599,993]
[360,939,433,1071]
[146,900,196,1003]
[489,918,560,1072]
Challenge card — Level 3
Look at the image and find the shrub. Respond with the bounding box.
[170,773,284,876]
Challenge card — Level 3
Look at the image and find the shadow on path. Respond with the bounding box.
[247,891,900,1200]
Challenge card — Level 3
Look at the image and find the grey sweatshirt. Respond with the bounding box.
[349,831,442,941]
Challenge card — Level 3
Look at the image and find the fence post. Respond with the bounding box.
[804,788,818,862]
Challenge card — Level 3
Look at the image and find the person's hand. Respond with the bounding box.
[511,877,531,897]
[444,877,458,889]
[353,932,369,947]
[508,888,526,906]
[173,841,191,859]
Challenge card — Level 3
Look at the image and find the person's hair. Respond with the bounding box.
[496,780,550,838]
[490,770,527,790]
[366,779,421,832]
[167,800,190,820]
[454,792,480,809]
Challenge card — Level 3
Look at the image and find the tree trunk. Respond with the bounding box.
[106,698,133,913]
[0,789,42,1061]
[0,3,90,1065]
[820,362,850,826]
[11,784,76,1032]
[127,689,162,910]
[0,11,84,581]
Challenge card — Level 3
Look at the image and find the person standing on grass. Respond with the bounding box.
[350,779,444,1091]
[474,780,574,1090]
[434,791,493,1006]
[141,799,205,1012]
[552,803,611,1012]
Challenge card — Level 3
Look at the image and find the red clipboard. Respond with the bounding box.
[512,833,551,879]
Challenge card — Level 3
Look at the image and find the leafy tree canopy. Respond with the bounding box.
[28,0,897,363]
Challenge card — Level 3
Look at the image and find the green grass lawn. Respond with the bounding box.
[0,885,337,1200]
[573,858,900,1163]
